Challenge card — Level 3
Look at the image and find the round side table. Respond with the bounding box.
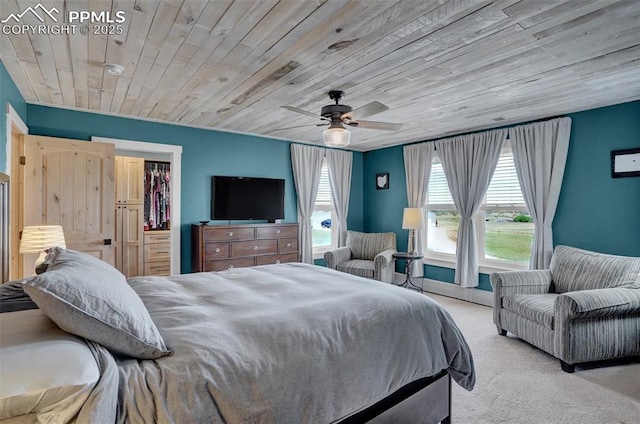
[392,252,424,291]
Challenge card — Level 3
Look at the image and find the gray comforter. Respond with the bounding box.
[91,263,475,423]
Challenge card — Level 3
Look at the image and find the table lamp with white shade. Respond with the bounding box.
[402,208,423,254]
[20,225,66,270]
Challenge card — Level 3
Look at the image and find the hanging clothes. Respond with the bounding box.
[144,161,171,230]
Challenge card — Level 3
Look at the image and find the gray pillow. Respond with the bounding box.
[22,248,172,359]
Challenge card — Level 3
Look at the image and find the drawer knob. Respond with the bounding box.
[286,242,291,247]
[215,248,220,253]
[276,230,281,234]
[228,232,234,237]
[276,260,281,264]
[253,245,258,250]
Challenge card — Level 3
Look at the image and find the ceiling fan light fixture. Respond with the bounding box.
[323,126,351,147]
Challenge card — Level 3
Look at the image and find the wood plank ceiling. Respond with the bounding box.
[1,0,639,151]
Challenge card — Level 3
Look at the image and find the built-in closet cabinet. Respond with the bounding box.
[114,156,144,277]
[114,157,173,277]
[115,156,144,204]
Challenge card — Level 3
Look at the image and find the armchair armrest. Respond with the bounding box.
[373,249,397,283]
[374,248,396,268]
[555,288,640,319]
[554,287,640,364]
[324,247,351,270]
[490,270,553,295]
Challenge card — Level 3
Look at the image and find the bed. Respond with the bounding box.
[0,248,475,423]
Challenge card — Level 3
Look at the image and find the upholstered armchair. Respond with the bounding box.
[324,230,397,283]
[491,245,640,372]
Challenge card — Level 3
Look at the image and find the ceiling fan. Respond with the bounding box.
[279,90,403,147]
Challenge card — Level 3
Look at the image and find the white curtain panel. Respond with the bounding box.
[403,143,434,277]
[435,129,507,288]
[326,149,353,247]
[509,117,572,269]
[291,144,325,264]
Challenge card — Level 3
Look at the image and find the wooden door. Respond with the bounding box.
[115,204,143,277]
[22,135,115,269]
[115,156,144,204]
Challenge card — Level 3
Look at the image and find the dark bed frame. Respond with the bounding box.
[340,370,451,424]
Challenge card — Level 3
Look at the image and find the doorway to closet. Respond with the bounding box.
[93,137,182,276]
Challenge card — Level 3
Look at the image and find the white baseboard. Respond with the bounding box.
[393,272,493,307]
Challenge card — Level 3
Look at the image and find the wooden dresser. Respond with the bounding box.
[191,223,299,272]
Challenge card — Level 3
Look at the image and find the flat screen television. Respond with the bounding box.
[211,176,285,222]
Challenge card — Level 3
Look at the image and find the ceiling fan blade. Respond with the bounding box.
[281,106,325,120]
[348,120,403,131]
[271,123,328,131]
[342,101,389,120]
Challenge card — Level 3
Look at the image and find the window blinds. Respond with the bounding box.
[427,145,525,208]
[315,161,332,206]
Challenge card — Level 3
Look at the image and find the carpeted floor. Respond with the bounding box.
[426,293,640,424]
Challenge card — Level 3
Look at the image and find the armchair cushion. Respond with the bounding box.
[337,260,375,280]
[502,294,557,330]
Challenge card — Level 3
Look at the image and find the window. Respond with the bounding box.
[312,160,336,254]
[425,158,458,255]
[479,145,534,265]
[424,143,534,268]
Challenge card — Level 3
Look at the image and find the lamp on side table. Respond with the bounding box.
[402,208,423,254]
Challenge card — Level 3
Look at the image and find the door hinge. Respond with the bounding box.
[19,156,26,165]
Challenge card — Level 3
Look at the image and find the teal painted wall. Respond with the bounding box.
[555,101,640,255]
[26,104,364,272]
[363,100,640,291]
[0,60,27,172]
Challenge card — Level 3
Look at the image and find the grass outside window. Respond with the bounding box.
[427,210,533,265]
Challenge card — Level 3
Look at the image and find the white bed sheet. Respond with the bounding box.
[0,309,100,423]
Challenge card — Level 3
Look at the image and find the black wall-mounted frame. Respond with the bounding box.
[611,148,640,178]
[376,172,389,190]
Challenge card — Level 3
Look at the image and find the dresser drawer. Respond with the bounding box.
[144,231,171,244]
[255,253,299,266]
[256,225,297,239]
[231,239,277,257]
[204,242,230,260]
[278,238,298,253]
[144,261,171,276]
[144,244,171,261]
[204,258,255,271]
[204,227,255,241]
